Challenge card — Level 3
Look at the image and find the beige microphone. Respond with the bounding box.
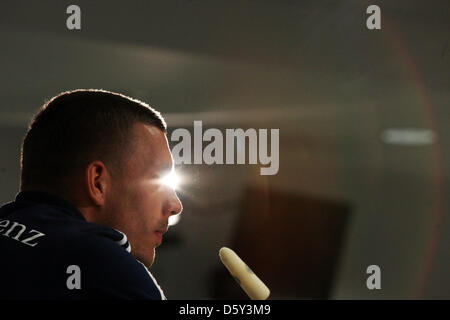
[219,247,270,300]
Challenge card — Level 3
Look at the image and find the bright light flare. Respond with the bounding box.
[160,169,180,190]
[160,168,184,226]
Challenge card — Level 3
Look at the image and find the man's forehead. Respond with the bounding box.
[131,123,173,170]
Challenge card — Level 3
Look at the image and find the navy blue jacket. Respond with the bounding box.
[0,191,166,300]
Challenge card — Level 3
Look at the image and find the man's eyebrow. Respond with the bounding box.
[157,163,173,173]
[148,162,172,176]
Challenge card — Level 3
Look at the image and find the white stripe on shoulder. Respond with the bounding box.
[113,228,132,252]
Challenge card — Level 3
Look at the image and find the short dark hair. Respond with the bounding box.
[20,89,167,192]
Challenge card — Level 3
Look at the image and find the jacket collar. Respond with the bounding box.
[15,190,86,221]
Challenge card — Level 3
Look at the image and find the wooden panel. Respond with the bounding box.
[212,185,351,299]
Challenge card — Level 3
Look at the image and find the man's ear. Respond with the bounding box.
[85,161,109,206]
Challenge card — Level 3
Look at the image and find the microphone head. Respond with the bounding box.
[219,247,270,300]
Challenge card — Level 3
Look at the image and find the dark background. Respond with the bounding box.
[0,1,448,299]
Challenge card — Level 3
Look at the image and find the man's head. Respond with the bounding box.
[21,89,183,267]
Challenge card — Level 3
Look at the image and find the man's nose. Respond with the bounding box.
[166,190,183,217]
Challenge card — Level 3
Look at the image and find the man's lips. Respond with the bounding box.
[154,227,168,243]
[156,226,168,234]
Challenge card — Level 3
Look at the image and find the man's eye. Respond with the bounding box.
[160,170,179,190]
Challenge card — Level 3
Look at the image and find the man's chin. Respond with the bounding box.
[133,248,155,269]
